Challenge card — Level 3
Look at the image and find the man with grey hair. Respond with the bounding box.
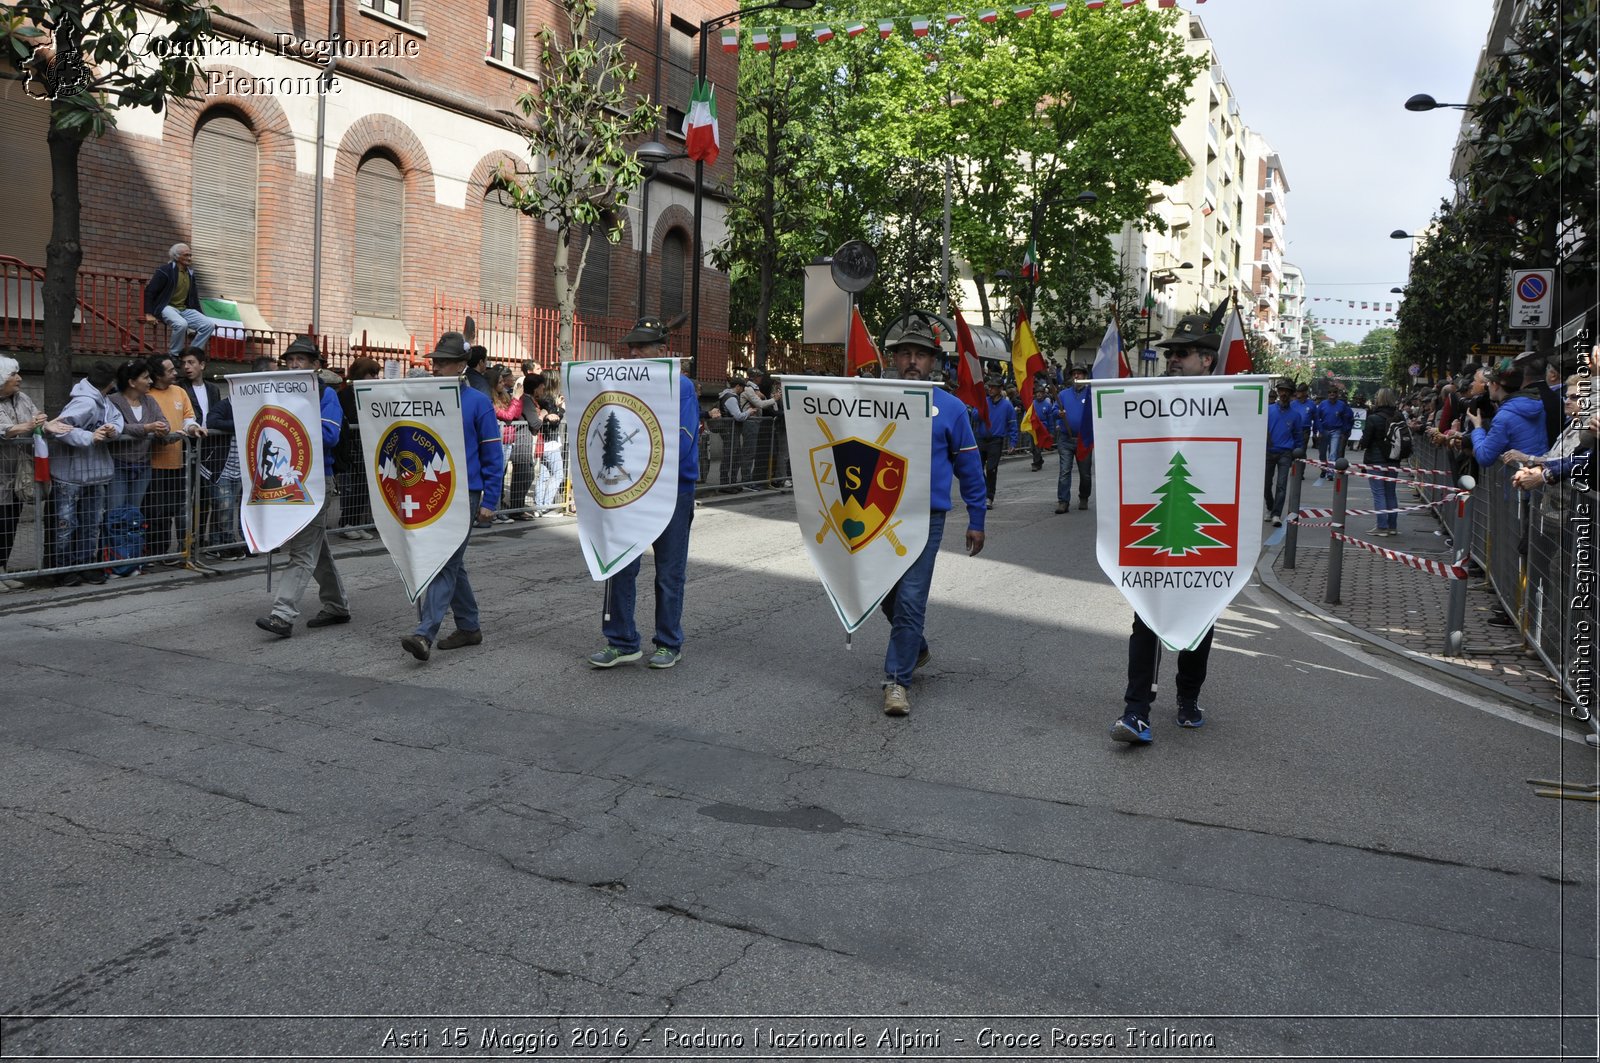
[143,243,215,358]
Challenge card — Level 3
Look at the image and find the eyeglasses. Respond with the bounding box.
[1163,348,1198,359]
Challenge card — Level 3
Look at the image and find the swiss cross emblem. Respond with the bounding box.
[376,421,456,530]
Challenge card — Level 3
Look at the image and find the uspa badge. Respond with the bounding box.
[375,421,456,529]
[246,405,313,505]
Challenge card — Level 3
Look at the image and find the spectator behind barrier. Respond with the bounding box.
[1469,364,1548,467]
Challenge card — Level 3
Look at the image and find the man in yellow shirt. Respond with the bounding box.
[146,352,205,563]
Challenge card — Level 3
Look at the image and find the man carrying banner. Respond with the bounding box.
[400,333,504,662]
[878,314,987,717]
[587,317,700,670]
[1114,315,1221,744]
[255,337,350,637]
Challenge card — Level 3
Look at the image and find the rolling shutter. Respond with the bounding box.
[658,228,685,320]
[191,114,258,301]
[479,190,519,306]
[0,88,54,266]
[354,155,405,317]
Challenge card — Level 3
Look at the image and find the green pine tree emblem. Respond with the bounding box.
[600,410,629,480]
[1128,451,1225,557]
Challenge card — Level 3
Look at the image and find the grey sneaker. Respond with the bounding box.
[647,647,682,669]
[588,646,643,668]
[882,682,911,717]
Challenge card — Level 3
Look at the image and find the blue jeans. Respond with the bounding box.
[1368,473,1398,531]
[880,509,945,686]
[602,488,694,652]
[1265,449,1292,517]
[1056,439,1092,504]
[416,490,481,640]
[160,305,215,357]
[1321,430,1346,476]
[212,476,241,544]
[54,480,108,570]
[534,440,564,510]
[108,463,152,516]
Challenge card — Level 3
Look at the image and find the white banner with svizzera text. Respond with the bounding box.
[564,358,682,581]
[1092,375,1271,651]
[781,376,933,632]
[228,370,324,554]
[354,377,471,602]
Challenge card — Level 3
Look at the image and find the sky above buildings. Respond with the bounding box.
[1193,0,1494,347]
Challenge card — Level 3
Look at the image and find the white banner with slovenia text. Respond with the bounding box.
[227,369,324,554]
[354,377,471,602]
[1091,375,1272,651]
[781,375,933,633]
[564,358,682,581]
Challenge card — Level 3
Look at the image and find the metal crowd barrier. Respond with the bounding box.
[700,415,791,495]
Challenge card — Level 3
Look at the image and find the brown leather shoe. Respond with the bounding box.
[437,628,483,651]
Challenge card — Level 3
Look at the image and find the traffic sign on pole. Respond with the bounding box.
[1509,269,1553,328]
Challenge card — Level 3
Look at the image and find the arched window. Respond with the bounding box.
[658,228,687,321]
[572,223,610,317]
[354,153,405,317]
[191,112,258,301]
[480,189,520,306]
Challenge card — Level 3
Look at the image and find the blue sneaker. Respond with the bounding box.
[1175,696,1205,728]
[1110,713,1153,744]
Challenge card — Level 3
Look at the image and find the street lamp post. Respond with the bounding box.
[689,0,817,376]
[1144,260,1191,377]
[633,140,688,318]
[1403,93,1470,112]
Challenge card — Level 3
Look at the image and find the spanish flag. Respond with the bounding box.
[1010,315,1053,449]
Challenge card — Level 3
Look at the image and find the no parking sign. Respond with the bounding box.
[1510,269,1553,328]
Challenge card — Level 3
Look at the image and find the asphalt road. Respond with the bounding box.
[2,461,1595,1061]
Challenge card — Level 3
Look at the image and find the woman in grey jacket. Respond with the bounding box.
[105,358,171,518]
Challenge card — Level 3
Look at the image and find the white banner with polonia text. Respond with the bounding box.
[1091,375,1271,651]
[354,377,471,601]
[227,369,325,554]
[563,358,682,581]
[781,375,934,632]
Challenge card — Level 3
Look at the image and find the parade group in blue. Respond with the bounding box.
[231,313,1269,745]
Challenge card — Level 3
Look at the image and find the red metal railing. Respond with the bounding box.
[0,255,154,356]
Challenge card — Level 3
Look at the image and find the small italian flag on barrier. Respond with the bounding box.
[682,79,719,167]
[33,426,49,482]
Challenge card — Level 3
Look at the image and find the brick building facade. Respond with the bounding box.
[0,0,733,361]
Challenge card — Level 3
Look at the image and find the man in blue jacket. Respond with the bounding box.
[1264,380,1304,526]
[1469,364,1549,467]
[588,317,700,670]
[143,244,215,359]
[401,332,505,662]
[973,374,1013,509]
[255,337,350,637]
[877,313,988,717]
[1316,385,1353,480]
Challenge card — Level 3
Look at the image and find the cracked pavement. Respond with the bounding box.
[2,471,1596,1060]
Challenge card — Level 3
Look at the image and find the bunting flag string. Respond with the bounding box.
[713,0,1187,54]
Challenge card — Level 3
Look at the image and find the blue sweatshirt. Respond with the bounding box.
[975,395,1015,444]
[1057,385,1094,447]
[316,383,342,477]
[1470,393,1547,467]
[1317,398,1353,435]
[461,384,505,510]
[1267,401,1304,452]
[933,388,987,531]
[676,372,699,488]
[1291,398,1317,443]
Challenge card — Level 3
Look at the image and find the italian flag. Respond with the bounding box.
[844,19,867,35]
[779,25,797,49]
[1013,4,1034,17]
[32,426,49,482]
[1086,0,1105,8]
[1019,239,1039,281]
[682,79,719,167]
[977,7,999,19]
[751,27,770,49]
[811,23,834,41]
[720,27,738,51]
[200,297,246,340]
[1047,0,1067,13]
[945,11,965,24]
[910,16,930,35]
[878,18,895,37]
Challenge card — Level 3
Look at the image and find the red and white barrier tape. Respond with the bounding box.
[1304,457,1457,481]
[1330,531,1469,579]
[1291,498,1446,523]
[1304,461,1466,490]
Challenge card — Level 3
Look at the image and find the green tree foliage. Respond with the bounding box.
[716,3,1202,356]
[495,0,659,360]
[2,0,214,408]
[1393,199,1501,380]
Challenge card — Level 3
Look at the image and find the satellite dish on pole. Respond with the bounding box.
[830,240,877,294]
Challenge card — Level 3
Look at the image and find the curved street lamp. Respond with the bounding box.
[1404,93,1470,112]
[633,140,688,317]
[689,0,818,374]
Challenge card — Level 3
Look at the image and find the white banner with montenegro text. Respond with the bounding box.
[228,369,324,554]
[564,358,682,581]
[781,376,933,632]
[1091,375,1271,651]
[354,377,471,601]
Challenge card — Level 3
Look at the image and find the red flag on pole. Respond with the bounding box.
[953,310,989,428]
[1212,298,1253,376]
[32,427,49,482]
[845,305,881,376]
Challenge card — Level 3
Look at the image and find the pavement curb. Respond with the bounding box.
[1254,535,1565,721]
